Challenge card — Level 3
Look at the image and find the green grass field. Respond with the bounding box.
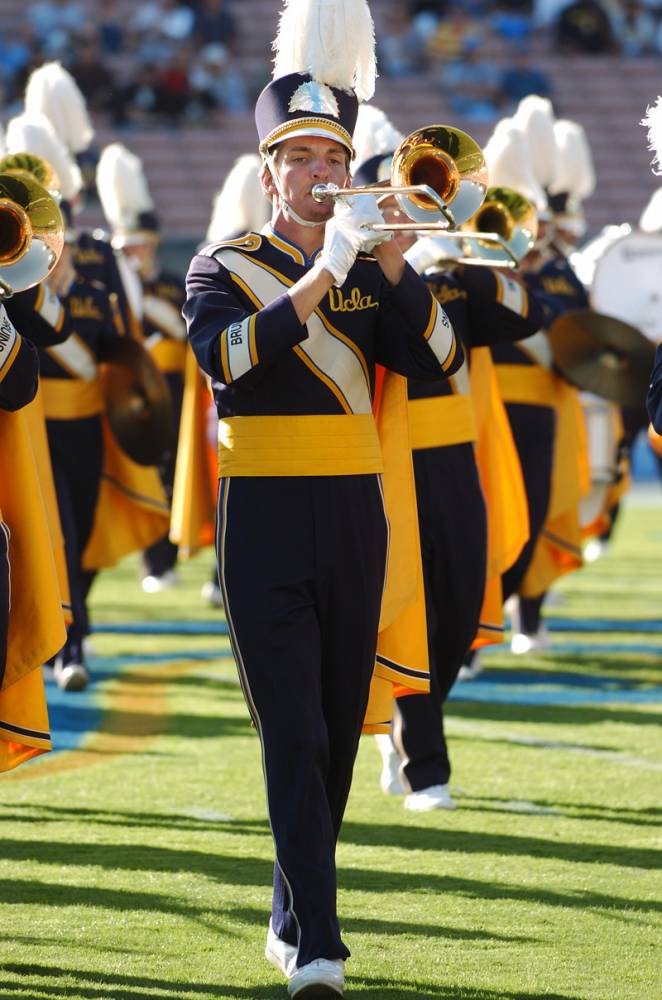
[1,490,661,1000]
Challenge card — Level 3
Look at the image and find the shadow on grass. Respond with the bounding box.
[459,797,662,828]
[2,803,269,836]
[448,699,662,728]
[0,963,586,1000]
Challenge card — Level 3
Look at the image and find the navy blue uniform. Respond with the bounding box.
[40,278,123,668]
[648,343,662,435]
[74,231,135,338]
[185,226,461,966]
[396,266,543,792]
[141,268,187,578]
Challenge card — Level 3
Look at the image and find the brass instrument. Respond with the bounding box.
[0,168,64,298]
[0,152,61,195]
[460,186,538,265]
[312,125,519,266]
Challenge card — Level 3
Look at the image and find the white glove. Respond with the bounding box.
[318,199,366,287]
[404,235,460,275]
[336,192,393,254]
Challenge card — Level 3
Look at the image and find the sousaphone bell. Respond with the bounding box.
[548,309,656,408]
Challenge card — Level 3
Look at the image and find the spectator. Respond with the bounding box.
[425,4,483,63]
[27,0,88,56]
[498,46,553,107]
[613,2,657,55]
[438,42,500,122]
[490,2,534,43]
[556,0,616,53]
[95,0,125,55]
[193,0,239,55]
[378,8,425,76]
[189,43,249,116]
[0,25,36,103]
[112,63,163,126]
[68,36,118,113]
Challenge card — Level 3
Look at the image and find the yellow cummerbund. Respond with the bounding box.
[408,394,478,450]
[41,377,104,420]
[495,364,557,407]
[218,413,384,477]
[148,338,187,373]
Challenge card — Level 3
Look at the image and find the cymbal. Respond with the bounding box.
[547,309,656,408]
[99,337,174,466]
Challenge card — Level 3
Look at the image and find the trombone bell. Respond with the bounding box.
[461,186,538,264]
[0,171,64,297]
[392,126,488,225]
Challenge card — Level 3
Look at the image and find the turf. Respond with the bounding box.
[1,491,660,1000]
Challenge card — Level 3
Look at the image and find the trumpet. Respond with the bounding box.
[312,125,520,267]
[0,168,64,299]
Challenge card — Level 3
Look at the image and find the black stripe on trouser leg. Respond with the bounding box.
[47,417,103,666]
[396,444,487,792]
[501,402,556,600]
[217,474,387,967]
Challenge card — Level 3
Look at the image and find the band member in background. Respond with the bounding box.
[96,143,186,593]
[184,0,462,993]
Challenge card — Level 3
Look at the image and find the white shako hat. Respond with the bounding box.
[254,0,377,160]
[547,118,595,231]
[483,117,547,211]
[642,95,662,175]
[24,61,94,155]
[206,153,271,242]
[512,94,557,192]
[351,104,404,186]
[96,142,159,249]
[5,111,83,201]
[639,186,662,232]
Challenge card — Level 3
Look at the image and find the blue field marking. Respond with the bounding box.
[91,617,662,637]
[482,641,662,657]
[450,666,662,706]
[43,671,104,753]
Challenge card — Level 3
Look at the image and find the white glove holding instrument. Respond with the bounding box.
[404,234,460,275]
[318,195,392,287]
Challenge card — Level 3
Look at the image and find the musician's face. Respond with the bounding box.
[265,136,350,223]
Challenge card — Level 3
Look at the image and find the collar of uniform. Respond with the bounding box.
[262,223,323,269]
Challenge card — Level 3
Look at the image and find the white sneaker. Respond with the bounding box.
[510,626,548,656]
[456,652,483,682]
[54,660,89,692]
[584,538,607,564]
[288,958,344,998]
[82,636,97,657]
[374,734,404,795]
[142,570,179,594]
[404,784,457,812]
[265,921,298,979]
[201,579,224,608]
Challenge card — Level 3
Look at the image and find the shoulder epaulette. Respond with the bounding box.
[201,233,263,258]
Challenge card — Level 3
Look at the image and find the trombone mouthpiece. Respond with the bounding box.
[311,183,340,202]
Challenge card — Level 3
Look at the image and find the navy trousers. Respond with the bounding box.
[47,417,103,666]
[501,403,556,600]
[395,444,487,790]
[143,371,184,577]
[217,474,388,966]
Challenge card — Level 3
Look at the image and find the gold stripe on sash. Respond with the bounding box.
[41,378,104,419]
[148,338,187,373]
[408,394,478,450]
[218,413,384,476]
[495,365,557,407]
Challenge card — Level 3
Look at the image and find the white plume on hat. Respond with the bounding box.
[206,154,271,242]
[548,119,595,204]
[352,105,403,169]
[96,143,154,233]
[24,62,94,154]
[642,96,662,174]
[272,0,377,102]
[639,186,662,232]
[512,95,557,190]
[5,111,83,200]
[484,118,547,209]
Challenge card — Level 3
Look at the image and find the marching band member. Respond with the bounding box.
[184,0,461,993]
[350,110,542,811]
[643,96,662,435]
[96,143,186,593]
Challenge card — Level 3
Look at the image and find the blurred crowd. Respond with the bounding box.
[1,0,662,130]
[0,0,253,126]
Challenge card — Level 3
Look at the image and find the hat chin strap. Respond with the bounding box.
[268,155,327,229]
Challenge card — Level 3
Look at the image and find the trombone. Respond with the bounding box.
[0,156,64,299]
[312,125,521,267]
